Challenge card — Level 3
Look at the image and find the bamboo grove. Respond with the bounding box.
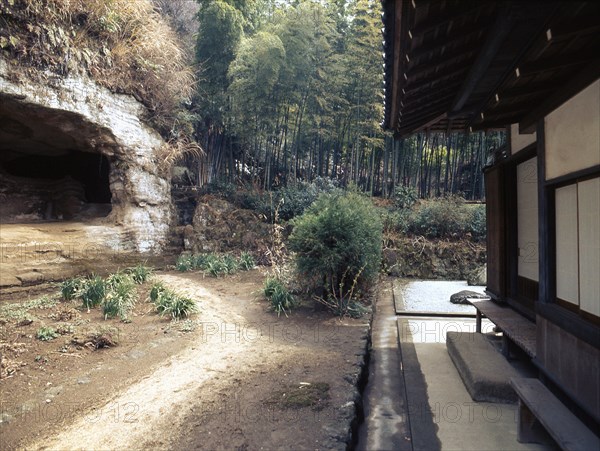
[188,0,505,200]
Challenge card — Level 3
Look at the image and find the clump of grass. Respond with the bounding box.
[176,254,194,272]
[263,278,296,317]
[222,254,239,274]
[36,326,58,341]
[127,264,152,284]
[176,252,251,277]
[149,282,198,320]
[60,277,84,301]
[149,282,167,303]
[239,251,255,271]
[103,274,136,320]
[81,276,107,310]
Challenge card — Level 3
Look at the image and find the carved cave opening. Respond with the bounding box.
[0,97,113,222]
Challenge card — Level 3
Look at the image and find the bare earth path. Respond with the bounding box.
[1,270,369,450]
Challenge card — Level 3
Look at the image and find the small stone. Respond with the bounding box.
[45,399,51,403]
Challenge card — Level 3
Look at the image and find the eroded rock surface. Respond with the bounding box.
[0,56,173,254]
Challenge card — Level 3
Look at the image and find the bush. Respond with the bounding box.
[263,277,296,317]
[202,178,237,199]
[469,204,487,241]
[394,185,418,209]
[380,209,410,235]
[233,177,341,222]
[289,191,382,308]
[407,196,471,239]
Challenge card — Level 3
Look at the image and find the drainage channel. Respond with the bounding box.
[352,280,483,450]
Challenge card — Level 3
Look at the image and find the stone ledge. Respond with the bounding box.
[447,331,520,403]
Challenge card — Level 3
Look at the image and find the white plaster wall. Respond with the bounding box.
[578,177,600,316]
[545,80,600,180]
[517,157,539,281]
[555,184,579,304]
[510,123,536,155]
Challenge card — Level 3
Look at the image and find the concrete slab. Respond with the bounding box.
[447,331,521,403]
[399,317,549,451]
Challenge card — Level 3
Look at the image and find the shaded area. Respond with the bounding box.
[0,96,113,222]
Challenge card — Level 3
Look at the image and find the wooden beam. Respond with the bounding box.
[547,17,600,42]
[484,102,531,120]
[519,59,600,133]
[399,102,450,128]
[451,12,514,113]
[411,4,487,37]
[404,61,470,94]
[410,21,490,59]
[399,111,447,135]
[518,51,598,77]
[416,113,448,132]
[386,1,403,130]
[404,83,461,106]
[400,93,454,119]
[498,83,555,101]
[407,45,477,79]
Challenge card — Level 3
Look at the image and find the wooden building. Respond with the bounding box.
[382,0,599,434]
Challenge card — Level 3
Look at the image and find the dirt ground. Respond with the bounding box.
[0,268,370,450]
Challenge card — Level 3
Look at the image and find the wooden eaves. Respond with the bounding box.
[381,0,600,136]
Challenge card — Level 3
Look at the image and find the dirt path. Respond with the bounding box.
[1,270,370,450]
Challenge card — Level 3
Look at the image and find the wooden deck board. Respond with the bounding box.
[511,378,600,450]
[470,299,536,358]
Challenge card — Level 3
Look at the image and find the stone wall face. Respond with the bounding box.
[0,57,173,253]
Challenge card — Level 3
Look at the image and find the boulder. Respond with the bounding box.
[450,290,489,305]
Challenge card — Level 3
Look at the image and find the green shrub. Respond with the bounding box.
[380,209,410,235]
[263,277,296,316]
[202,178,236,199]
[234,177,341,222]
[36,326,58,341]
[127,264,152,284]
[469,204,487,241]
[239,251,255,270]
[103,275,136,320]
[407,196,471,239]
[60,277,84,301]
[289,191,382,305]
[394,185,418,209]
[81,276,106,309]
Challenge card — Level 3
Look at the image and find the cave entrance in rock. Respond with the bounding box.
[0,97,113,223]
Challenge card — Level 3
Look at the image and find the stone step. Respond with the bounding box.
[446,331,521,403]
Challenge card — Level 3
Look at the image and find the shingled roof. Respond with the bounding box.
[381,0,600,135]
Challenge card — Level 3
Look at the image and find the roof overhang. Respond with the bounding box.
[382,0,600,136]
